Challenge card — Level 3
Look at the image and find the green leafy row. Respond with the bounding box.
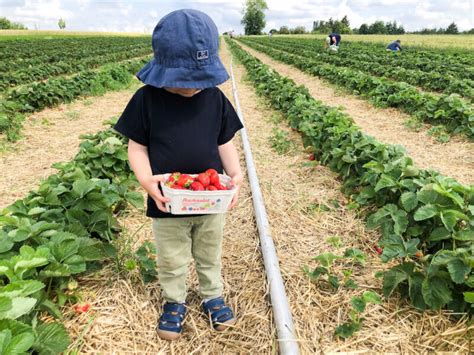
[0,57,149,142]
[238,39,474,140]
[252,37,474,80]
[0,37,150,72]
[0,122,143,354]
[227,38,473,315]
[242,37,473,100]
[1,45,151,91]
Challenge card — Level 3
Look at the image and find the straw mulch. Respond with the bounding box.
[62,79,275,353]
[220,41,473,353]
[238,42,474,186]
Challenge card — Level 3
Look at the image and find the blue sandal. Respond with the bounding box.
[202,297,236,331]
[157,302,186,340]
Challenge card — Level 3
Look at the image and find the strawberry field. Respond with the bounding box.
[0,36,151,142]
[0,32,472,353]
[238,37,474,139]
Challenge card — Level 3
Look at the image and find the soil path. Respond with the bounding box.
[238,42,474,186]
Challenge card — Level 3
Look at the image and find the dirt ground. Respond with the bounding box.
[239,42,474,186]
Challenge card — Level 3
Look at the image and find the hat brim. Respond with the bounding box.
[136,58,230,89]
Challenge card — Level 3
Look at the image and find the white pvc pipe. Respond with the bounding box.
[229,55,300,355]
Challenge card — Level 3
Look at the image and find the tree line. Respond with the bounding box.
[269,19,467,35]
[0,17,28,30]
[241,0,472,35]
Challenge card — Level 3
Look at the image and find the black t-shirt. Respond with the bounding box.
[114,85,243,218]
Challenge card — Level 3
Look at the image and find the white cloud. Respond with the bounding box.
[1,0,472,33]
[13,0,73,22]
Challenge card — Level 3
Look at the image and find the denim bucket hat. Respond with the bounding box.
[137,9,229,89]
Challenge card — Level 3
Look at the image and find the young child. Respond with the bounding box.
[114,9,244,340]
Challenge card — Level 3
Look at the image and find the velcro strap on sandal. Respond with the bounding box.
[161,312,183,324]
[210,307,233,323]
[163,303,186,316]
[202,297,225,313]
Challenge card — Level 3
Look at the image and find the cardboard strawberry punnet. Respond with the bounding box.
[160,169,236,215]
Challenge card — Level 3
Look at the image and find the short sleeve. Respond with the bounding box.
[218,93,244,145]
[114,89,149,146]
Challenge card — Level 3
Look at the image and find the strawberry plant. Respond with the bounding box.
[227,38,473,315]
[0,122,144,352]
[238,38,474,140]
[0,57,150,142]
[242,37,473,100]
[335,291,382,339]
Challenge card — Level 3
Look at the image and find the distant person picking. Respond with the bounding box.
[386,39,402,52]
[324,32,341,52]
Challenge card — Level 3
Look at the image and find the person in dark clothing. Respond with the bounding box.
[115,9,243,341]
[325,33,341,46]
[324,33,341,52]
[386,39,402,51]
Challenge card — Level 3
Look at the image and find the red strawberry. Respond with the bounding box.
[214,182,227,191]
[177,174,193,188]
[73,303,91,314]
[210,174,220,185]
[309,153,315,161]
[190,181,205,191]
[374,245,383,255]
[207,185,218,191]
[167,172,181,184]
[206,168,218,176]
[171,183,185,189]
[197,173,210,187]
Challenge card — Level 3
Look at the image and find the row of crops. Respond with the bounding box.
[0,37,160,353]
[0,37,152,142]
[0,122,151,353]
[239,37,474,139]
[226,38,473,317]
[247,37,474,92]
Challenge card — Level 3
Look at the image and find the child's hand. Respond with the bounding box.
[142,175,170,213]
[228,173,244,210]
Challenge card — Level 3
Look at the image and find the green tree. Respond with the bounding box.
[358,23,369,34]
[445,22,458,34]
[368,21,387,34]
[0,17,11,29]
[241,0,268,35]
[0,17,27,30]
[279,25,289,34]
[58,18,66,30]
[290,26,306,34]
[340,15,350,29]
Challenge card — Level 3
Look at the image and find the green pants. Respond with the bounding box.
[152,214,226,303]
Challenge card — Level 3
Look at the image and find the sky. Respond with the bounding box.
[1,0,473,33]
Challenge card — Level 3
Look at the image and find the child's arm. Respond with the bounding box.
[218,140,243,209]
[128,139,170,213]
